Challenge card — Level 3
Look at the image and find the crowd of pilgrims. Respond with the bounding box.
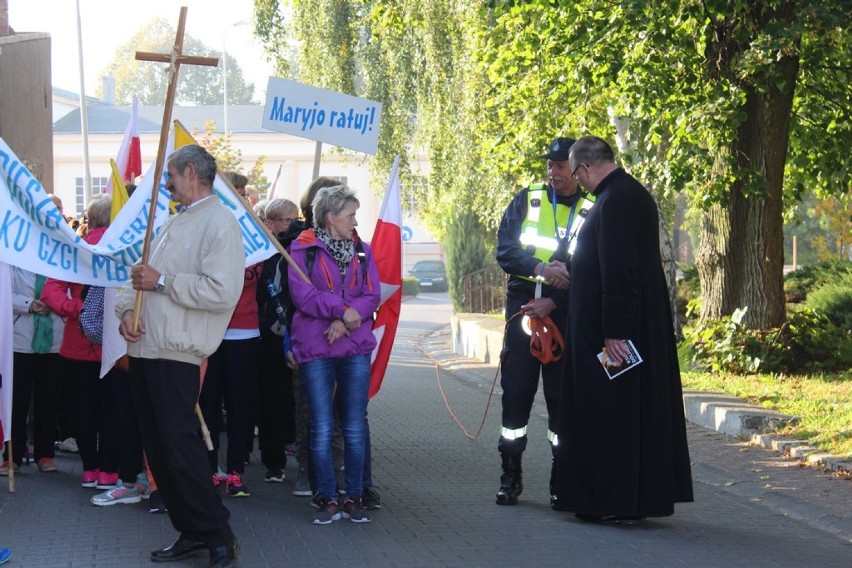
[2,174,381,518]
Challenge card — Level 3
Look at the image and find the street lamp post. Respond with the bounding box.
[223,20,247,136]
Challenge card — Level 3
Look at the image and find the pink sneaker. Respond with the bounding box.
[81,469,99,488]
[95,471,119,490]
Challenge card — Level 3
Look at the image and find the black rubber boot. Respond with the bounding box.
[495,453,523,505]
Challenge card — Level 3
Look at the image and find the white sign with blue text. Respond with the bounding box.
[0,137,274,286]
[262,78,383,155]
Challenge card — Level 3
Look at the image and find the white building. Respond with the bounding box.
[52,99,443,272]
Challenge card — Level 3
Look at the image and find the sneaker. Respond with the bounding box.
[213,474,223,489]
[91,480,142,506]
[285,443,298,456]
[95,471,119,490]
[362,486,382,510]
[148,490,168,514]
[0,461,20,476]
[226,472,250,497]
[342,497,372,523]
[292,467,312,496]
[37,458,59,473]
[135,474,152,499]
[24,445,34,464]
[311,498,341,525]
[335,466,346,495]
[57,437,79,453]
[81,469,99,488]
[310,491,324,509]
[264,469,285,483]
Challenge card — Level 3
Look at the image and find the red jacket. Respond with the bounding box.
[40,227,106,362]
[228,263,262,330]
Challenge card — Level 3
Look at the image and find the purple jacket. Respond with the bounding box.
[288,229,381,364]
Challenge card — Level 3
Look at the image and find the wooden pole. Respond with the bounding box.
[6,441,14,492]
[131,7,219,331]
[195,404,214,451]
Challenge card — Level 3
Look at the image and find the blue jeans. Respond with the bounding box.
[300,354,370,499]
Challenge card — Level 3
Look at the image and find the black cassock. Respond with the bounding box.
[554,168,693,518]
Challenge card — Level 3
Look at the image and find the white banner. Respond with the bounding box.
[0,261,12,442]
[0,137,274,286]
[0,138,169,286]
[262,77,383,155]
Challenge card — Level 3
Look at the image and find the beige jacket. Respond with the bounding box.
[115,196,245,365]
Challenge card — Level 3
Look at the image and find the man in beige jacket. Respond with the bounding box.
[117,144,244,568]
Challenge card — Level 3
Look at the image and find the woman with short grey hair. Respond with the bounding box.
[311,185,360,230]
[288,183,380,525]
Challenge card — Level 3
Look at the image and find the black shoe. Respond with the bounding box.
[208,538,238,568]
[495,453,523,506]
[362,486,382,510]
[150,537,206,562]
[148,490,168,514]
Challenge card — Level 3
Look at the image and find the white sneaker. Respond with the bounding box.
[90,481,142,506]
[57,437,79,453]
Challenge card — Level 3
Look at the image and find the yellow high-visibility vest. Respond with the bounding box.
[517,184,595,282]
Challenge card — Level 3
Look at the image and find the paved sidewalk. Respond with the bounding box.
[0,293,850,566]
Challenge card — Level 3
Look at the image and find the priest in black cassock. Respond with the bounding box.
[553,136,693,522]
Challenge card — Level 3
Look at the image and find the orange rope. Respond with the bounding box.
[417,311,522,440]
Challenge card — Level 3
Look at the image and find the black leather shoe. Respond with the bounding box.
[150,537,207,562]
[208,538,238,568]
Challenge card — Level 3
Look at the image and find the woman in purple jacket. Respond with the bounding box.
[288,184,381,525]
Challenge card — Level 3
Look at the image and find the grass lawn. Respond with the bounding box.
[681,370,852,459]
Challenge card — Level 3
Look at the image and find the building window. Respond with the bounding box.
[74,177,109,214]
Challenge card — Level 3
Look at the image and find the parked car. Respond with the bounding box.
[409,260,448,292]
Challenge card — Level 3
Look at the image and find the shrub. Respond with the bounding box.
[784,260,852,303]
[676,265,701,321]
[682,306,851,374]
[805,272,852,330]
[402,277,420,296]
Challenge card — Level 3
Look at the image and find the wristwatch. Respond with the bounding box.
[154,273,166,293]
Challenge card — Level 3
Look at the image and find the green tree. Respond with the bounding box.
[255,1,851,330]
[194,120,269,189]
[99,18,255,106]
[445,210,493,311]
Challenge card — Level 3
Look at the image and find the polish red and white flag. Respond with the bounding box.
[105,95,142,193]
[369,156,403,399]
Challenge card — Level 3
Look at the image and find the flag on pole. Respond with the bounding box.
[106,95,142,194]
[99,162,132,378]
[368,156,403,399]
[267,164,283,200]
[0,261,13,442]
[108,159,130,221]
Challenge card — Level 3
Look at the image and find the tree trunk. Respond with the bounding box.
[610,112,682,338]
[697,56,798,329]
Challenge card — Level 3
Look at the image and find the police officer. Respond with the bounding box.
[494,136,594,506]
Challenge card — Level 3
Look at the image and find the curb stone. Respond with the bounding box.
[450,313,851,476]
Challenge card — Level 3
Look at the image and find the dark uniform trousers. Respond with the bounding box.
[498,295,566,456]
[129,357,233,548]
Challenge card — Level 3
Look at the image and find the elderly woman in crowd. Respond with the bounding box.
[287,184,380,525]
[254,198,300,483]
[41,195,142,494]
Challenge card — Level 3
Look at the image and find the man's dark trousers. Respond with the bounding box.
[129,357,233,547]
[498,296,565,455]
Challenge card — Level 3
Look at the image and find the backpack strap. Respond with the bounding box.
[355,240,367,281]
[306,246,318,278]
[306,241,366,281]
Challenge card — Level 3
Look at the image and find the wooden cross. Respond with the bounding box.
[131,7,219,329]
